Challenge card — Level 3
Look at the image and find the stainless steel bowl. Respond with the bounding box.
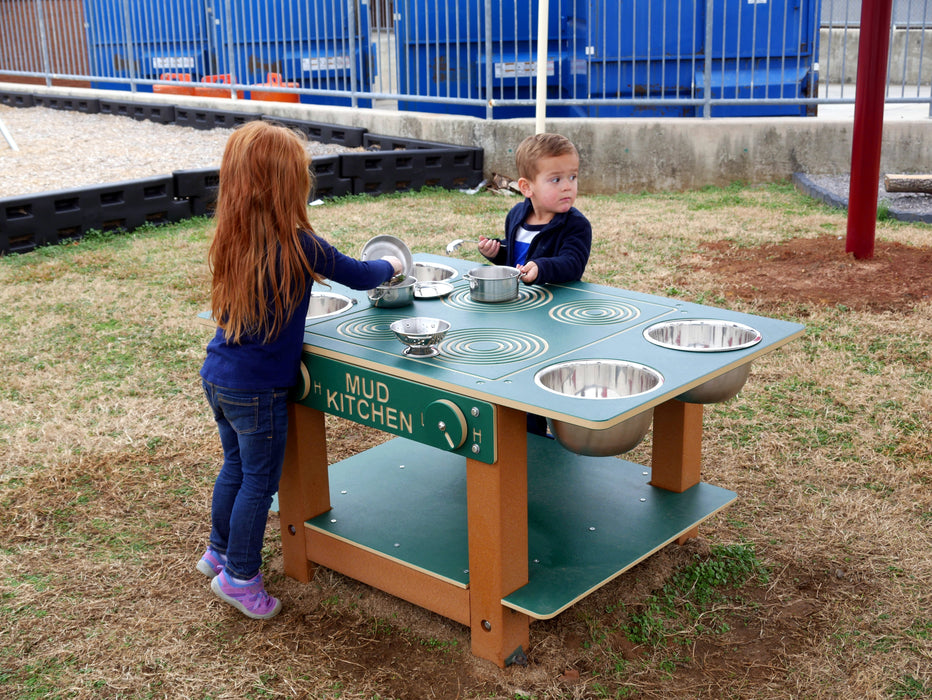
[534,360,664,456]
[643,319,762,352]
[306,292,356,320]
[464,265,519,303]
[367,276,417,308]
[676,365,751,404]
[643,319,761,403]
[390,317,451,357]
[413,261,457,282]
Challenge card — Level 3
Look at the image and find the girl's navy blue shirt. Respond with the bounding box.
[486,198,592,285]
[201,233,393,391]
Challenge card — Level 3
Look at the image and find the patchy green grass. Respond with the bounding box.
[1,184,930,699]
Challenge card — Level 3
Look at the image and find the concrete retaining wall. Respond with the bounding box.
[5,83,932,195]
[820,28,932,84]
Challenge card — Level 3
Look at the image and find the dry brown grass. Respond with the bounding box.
[1,183,930,699]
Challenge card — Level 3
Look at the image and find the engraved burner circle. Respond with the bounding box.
[438,329,549,365]
[338,315,409,342]
[442,285,552,313]
[549,300,640,325]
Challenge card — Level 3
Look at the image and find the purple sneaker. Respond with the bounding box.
[211,570,282,620]
[196,547,225,579]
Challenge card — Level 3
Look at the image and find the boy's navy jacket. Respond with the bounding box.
[486,198,592,285]
[201,233,394,392]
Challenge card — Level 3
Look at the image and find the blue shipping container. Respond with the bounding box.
[84,0,212,91]
[583,0,820,117]
[211,0,374,106]
[395,0,589,118]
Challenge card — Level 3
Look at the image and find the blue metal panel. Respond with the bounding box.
[583,0,820,117]
[83,0,211,90]
[695,61,813,115]
[710,0,818,59]
[211,0,373,106]
[395,0,589,117]
[586,0,703,59]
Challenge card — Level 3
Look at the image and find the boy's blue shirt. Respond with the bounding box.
[201,232,393,391]
[487,198,592,285]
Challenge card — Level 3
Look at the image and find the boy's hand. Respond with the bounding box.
[477,236,501,258]
[517,261,539,284]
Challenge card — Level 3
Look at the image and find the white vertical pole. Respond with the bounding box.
[0,118,19,151]
[535,0,550,133]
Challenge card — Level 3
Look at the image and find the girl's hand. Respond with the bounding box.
[382,255,404,276]
[517,261,539,284]
[477,236,500,258]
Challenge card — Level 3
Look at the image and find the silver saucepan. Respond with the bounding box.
[367,276,417,308]
[464,265,520,303]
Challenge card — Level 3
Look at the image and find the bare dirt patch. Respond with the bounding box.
[690,234,932,312]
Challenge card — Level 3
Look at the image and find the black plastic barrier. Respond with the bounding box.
[0,89,484,255]
[0,92,35,108]
[173,106,260,131]
[33,95,101,114]
[98,99,177,124]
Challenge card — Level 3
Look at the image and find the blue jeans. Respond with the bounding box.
[202,380,289,580]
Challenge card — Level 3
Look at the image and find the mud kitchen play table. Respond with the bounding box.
[258,254,802,667]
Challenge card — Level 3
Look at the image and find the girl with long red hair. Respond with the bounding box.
[198,120,401,619]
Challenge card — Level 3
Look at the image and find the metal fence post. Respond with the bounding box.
[702,0,713,119]
[34,0,53,88]
[485,0,493,120]
[535,0,550,132]
[348,0,359,108]
[846,0,895,260]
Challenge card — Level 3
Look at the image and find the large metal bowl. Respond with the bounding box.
[390,317,451,357]
[643,319,761,403]
[413,261,457,282]
[307,292,356,320]
[643,319,762,352]
[534,360,664,456]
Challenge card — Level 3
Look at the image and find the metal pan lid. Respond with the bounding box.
[360,235,414,277]
[414,281,455,299]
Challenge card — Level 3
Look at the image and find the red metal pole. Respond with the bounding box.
[845,0,895,260]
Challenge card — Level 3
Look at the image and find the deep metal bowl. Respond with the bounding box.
[677,365,752,404]
[390,317,451,356]
[465,265,520,303]
[367,276,417,308]
[413,261,458,282]
[642,319,762,352]
[534,360,664,456]
[307,292,356,320]
[643,319,761,403]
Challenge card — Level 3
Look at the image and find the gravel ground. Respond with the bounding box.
[796,172,932,223]
[4,103,932,224]
[0,104,354,198]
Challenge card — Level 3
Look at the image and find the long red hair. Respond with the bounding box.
[208,120,324,344]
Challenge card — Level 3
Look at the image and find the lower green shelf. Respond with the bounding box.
[306,435,736,619]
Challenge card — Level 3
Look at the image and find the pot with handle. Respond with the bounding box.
[464,265,520,303]
[367,275,417,307]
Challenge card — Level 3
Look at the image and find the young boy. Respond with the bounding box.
[478,133,592,436]
[477,133,592,285]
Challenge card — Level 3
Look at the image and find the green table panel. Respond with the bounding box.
[305,435,736,619]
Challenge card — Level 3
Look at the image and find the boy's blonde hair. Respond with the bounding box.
[515,133,579,181]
